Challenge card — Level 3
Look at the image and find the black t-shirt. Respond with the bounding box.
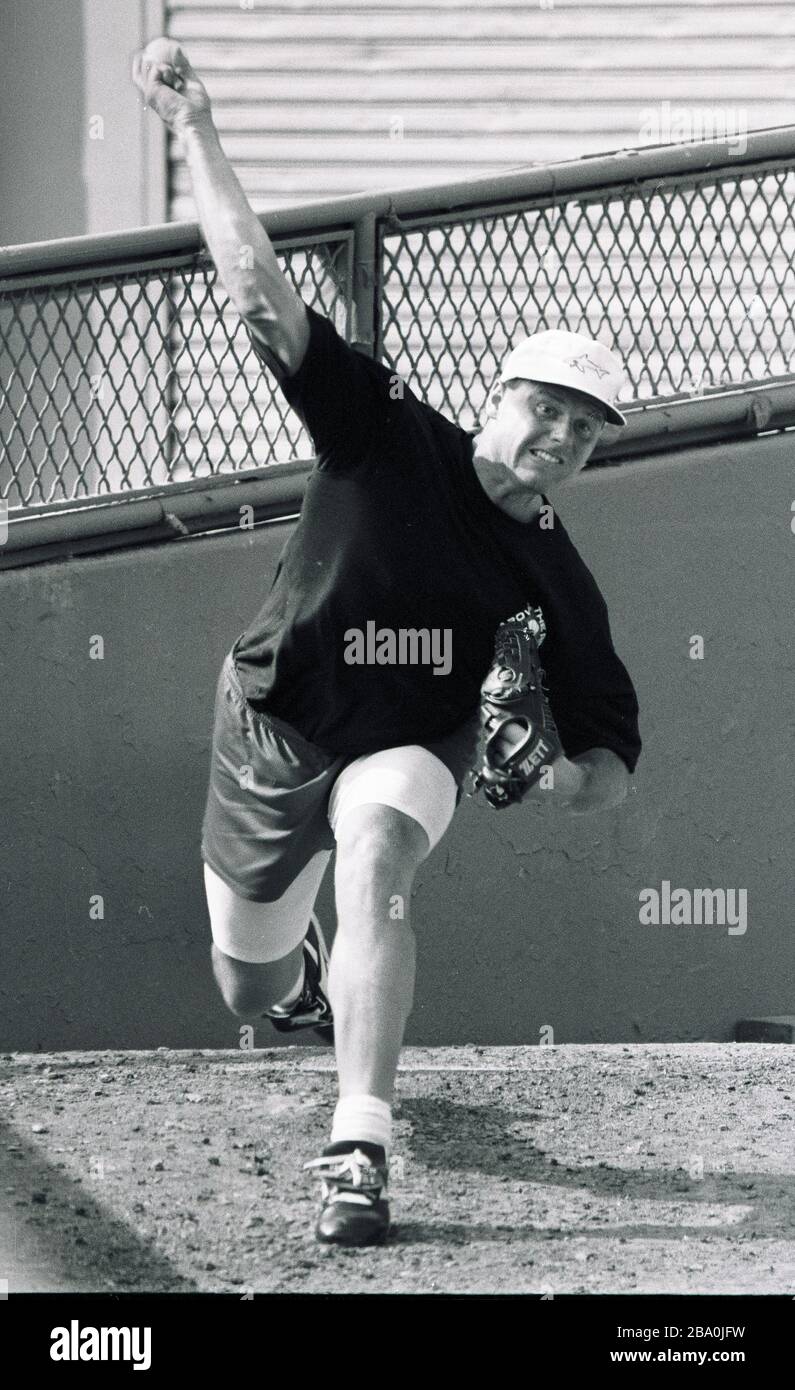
[232,305,641,772]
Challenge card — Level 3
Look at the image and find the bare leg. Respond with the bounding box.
[328,804,429,1103]
[210,939,303,1017]
[204,859,325,1016]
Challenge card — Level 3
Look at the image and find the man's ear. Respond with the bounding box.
[484,378,505,420]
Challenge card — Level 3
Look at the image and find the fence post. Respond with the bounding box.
[351,211,379,358]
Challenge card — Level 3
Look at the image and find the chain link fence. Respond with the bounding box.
[380,167,795,429]
[3,134,795,515]
[0,239,350,510]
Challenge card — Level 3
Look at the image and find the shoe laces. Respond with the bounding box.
[303,1148,386,1197]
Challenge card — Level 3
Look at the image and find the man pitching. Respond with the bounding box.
[133,40,641,1247]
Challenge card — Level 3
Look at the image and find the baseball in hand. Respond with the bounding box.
[132,37,212,132]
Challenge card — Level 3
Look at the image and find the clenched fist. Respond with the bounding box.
[132,37,212,135]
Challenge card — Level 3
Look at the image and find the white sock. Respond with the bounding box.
[272,960,304,1011]
[330,1095,392,1157]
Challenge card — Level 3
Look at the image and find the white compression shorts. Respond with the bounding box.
[205,742,459,963]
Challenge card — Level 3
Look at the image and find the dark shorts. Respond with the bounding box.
[200,650,480,903]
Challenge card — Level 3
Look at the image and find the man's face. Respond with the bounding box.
[478,377,606,503]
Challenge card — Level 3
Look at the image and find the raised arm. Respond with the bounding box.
[132,37,309,375]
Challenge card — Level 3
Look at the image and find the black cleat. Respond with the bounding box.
[303,1147,390,1246]
[264,913,334,1043]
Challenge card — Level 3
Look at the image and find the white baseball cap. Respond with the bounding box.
[499,328,627,427]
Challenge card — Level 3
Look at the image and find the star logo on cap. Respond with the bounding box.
[566,353,609,379]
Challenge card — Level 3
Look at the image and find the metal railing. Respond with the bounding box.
[3,125,795,560]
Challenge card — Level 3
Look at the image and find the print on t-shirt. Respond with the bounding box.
[505,602,547,644]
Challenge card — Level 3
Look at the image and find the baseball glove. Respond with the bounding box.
[469,613,562,808]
